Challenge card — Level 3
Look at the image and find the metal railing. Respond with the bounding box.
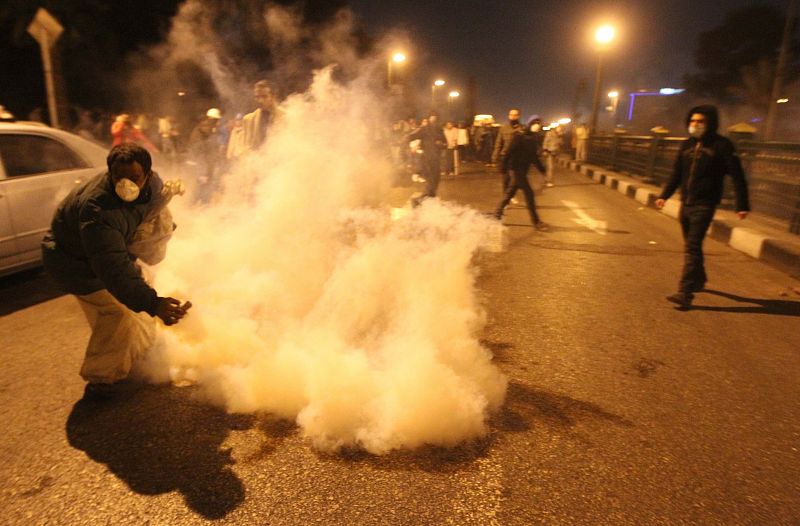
[587,134,800,233]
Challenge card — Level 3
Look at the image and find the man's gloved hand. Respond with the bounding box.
[155,296,191,326]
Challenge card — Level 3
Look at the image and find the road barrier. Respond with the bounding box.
[588,134,800,234]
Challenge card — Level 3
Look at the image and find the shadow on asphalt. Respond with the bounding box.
[0,267,65,316]
[689,289,800,317]
[66,384,254,519]
[497,381,634,433]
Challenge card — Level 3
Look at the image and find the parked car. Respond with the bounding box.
[0,121,108,277]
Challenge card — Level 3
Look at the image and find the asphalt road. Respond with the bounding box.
[2,163,799,525]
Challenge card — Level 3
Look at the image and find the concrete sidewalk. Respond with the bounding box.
[558,156,800,280]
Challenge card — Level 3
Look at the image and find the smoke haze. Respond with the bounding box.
[135,1,507,454]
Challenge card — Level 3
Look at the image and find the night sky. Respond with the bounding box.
[349,0,793,122]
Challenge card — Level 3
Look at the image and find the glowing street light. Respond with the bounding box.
[447,90,461,119]
[590,23,617,134]
[387,51,407,88]
[595,25,615,45]
[431,79,446,106]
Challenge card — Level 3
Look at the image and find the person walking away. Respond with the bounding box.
[655,105,750,309]
[41,144,190,399]
[543,126,562,186]
[494,116,549,230]
[407,111,447,205]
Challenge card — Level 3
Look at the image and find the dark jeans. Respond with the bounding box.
[678,203,715,293]
[412,155,441,206]
[495,166,540,225]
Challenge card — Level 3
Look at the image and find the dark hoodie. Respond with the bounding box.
[659,105,750,211]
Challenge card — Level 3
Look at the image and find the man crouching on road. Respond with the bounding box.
[42,144,190,399]
[655,105,750,309]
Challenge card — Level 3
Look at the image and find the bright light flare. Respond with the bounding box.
[595,25,615,45]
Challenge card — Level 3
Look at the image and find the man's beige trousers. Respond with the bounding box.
[75,290,156,384]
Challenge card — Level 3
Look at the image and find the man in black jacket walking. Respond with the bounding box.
[655,105,750,308]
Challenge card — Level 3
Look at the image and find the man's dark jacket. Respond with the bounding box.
[492,122,523,169]
[659,105,750,212]
[41,171,163,315]
[407,123,446,159]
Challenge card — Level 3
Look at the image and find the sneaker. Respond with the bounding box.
[666,292,693,309]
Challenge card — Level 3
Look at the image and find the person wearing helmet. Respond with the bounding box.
[188,108,223,201]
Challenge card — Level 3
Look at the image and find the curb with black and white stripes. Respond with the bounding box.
[558,157,800,279]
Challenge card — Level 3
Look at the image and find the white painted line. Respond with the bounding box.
[729,227,766,259]
[562,200,608,235]
[635,188,653,205]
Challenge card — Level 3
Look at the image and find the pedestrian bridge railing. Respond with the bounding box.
[588,134,800,234]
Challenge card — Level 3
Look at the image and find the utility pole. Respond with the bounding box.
[764,0,796,141]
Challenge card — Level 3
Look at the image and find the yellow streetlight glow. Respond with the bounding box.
[448,90,460,98]
[608,90,619,98]
[595,25,615,45]
[392,52,406,63]
[434,79,446,87]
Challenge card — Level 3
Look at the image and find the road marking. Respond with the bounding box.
[561,200,607,235]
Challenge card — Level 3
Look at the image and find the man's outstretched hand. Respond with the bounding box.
[155,297,191,326]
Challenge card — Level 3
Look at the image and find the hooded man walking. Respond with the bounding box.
[655,105,750,309]
[42,144,190,399]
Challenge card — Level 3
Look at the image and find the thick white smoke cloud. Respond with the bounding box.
[138,2,507,454]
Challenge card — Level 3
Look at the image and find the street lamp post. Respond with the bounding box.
[589,25,615,135]
[387,52,406,88]
[447,90,460,120]
[431,79,446,108]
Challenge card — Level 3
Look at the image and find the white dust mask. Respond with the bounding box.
[115,178,140,202]
[688,125,705,139]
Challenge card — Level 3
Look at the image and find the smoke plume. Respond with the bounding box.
[136,2,507,454]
